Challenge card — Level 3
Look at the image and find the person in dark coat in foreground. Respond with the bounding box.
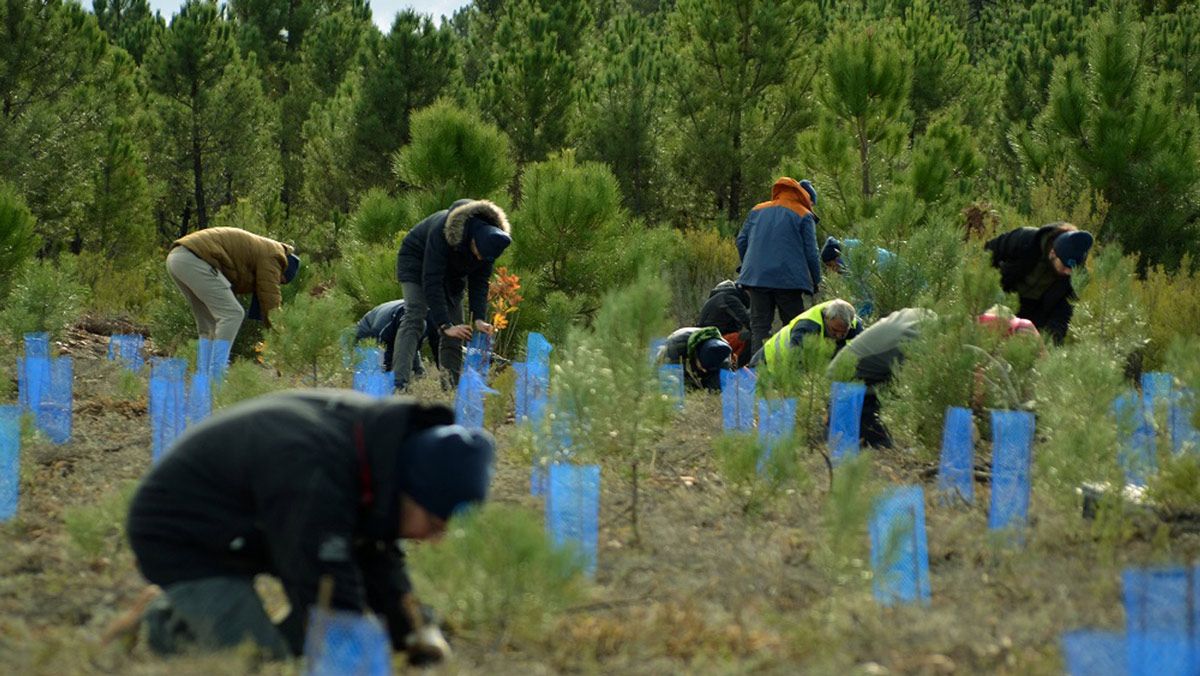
[984,222,1093,344]
[395,200,513,389]
[127,390,494,663]
[657,327,733,392]
[828,308,936,448]
[695,280,752,366]
[354,300,439,384]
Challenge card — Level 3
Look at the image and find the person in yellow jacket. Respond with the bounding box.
[166,227,301,345]
[748,298,862,368]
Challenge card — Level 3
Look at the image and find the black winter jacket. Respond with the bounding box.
[696,280,751,335]
[660,327,730,392]
[396,200,511,328]
[984,224,1075,344]
[127,390,456,651]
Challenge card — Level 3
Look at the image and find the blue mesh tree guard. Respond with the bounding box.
[988,410,1035,533]
[658,364,685,411]
[465,332,492,379]
[354,346,384,374]
[36,357,73,444]
[1170,391,1199,455]
[757,398,796,473]
[1142,372,1175,415]
[303,608,390,676]
[515,362,551,426]
[19,333,51,414]
[24,332,49,359]
[186,373,212,426]
[527,332,553,368]
[720,369,756,432]
[107,334,145,372]
[546,463,600,578]
[150,358,188,463]
[532,410,574,497]
[828,382,866,465]
[352,371,392,399]
[869,485,931,606]
[454,366,496,429]
[0,405,19,522]
[1115,391,1156,486]
[197,337,212,377]
[208,339,231,385]
[648,337,666,366]
[937,406,975,505]
[1060,630,1128,676]
[1122,567,1200,676]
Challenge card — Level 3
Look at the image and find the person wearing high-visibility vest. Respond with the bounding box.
[748,299,862,368]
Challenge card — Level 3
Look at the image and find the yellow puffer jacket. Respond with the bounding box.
[173,227,292,325]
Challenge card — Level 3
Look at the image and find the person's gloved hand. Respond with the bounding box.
[405,624,451,666]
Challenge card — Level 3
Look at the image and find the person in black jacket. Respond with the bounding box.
[656,327,733,392]
[695,280,752,366]
[394,200,513,389]
[127,390,493,662]
[984,222,1093,344]
[354,299,438,383]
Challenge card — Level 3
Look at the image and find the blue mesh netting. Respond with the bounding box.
[186,372,211,426]
[1061,630,1128,676]
[532,408,574,497]
[515,361,550,426]
[546,463,600,578]
[36,357,72,444]
[24,332,49,359]
[658,364,684,411]
[527,332,553,368]
[353,371,392,399]
[465,332,492,380]
[1142,372,1175,415]
[0,405,19,522]
[988,410,1035,533]
[150,358,188,463]
[1122,567,1200,676]
[18,333,50,414]
[648,337,666,366]
[454,366,496,429]
[107,334,145,373]
[720,368,756,432]
[303,608,390,676]
[1171,390,1199,455]
[827,381,866,465]
[937,406,975,505]
[1115,391,1156,486]
[354,346,384,374]
[208,339,231,385]
[757,398,796,474]
[869,485,931,606]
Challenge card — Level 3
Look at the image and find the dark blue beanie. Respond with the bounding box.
[400,425,495,520]
[695,338,732,371]
[1053,230,1094,268]
[283,253,301,284]
[799,179,817,206]
[470,218,512,261]
[821,236,842,264]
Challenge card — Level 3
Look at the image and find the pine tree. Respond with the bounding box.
[93,0,164,64]
[666,0,817,222]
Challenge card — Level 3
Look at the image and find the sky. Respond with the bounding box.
[146,0,469,31]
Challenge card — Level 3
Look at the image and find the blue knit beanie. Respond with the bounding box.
[1053,230,1094,269]
[799,179,817,206]
[470,217,512,262]
[400,425,495,520]
[695,338,732,371]
[821,236,842,264]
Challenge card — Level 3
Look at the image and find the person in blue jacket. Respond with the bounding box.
[395,200,512,389]
[354,300,439,387]
[736,177,822,359]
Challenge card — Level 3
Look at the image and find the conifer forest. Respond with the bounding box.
[3,0,1200,673]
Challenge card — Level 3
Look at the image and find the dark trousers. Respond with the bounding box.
[746,288,811,359]
[143,576,303,658]
[862,390,893,449]
[395,282,465,389]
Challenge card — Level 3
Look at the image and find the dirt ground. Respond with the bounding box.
[1,330,1196,675]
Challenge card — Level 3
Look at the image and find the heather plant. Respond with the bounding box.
[548,270,674,542]
[262,291,354,386]
[63,482,136,561]
[407,504,588,647]
[0,258,89,341]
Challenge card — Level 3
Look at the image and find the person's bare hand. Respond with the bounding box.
[443,324,472,340]
[474,320,495,336]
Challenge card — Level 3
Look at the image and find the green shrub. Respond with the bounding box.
[1133,258,1200,371]
[148,274,202,356]
[76,252,162,321]
[0,258,88,341]
[214,360,281,409]
[64,482,137,560]
[0,181,38,297]
[262,291,354,386]
[714,432,812,516]
[407,504,588,647]
[666,227,738,326]
[336,242,401,318]
[350,188,413,246]
[1071,245,1146,362]
[393,99,515,216]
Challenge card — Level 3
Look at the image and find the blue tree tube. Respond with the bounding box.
[304,608,391,676]
[869,485,932,607]
[38,357,73,444]
[186,372,212,426]
[757,398,796,474]
[454,367,496,429]
[1122,566,1199,676]
[1115,391,1155,486]
[527,332,553,370]
[0,405,20,522]
[827,382,866,465]
[465,332,493,380]
[937,407,974,505]
[1060,630,1128,676]
[988,410,1035,533]
[546,463,600,578]
[208,339,231,385]
[658,364,684,411]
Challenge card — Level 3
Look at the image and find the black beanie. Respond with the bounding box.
[470,217,512,261]
[1053,230,1094,269]
[695,338,732,371]
[400,425,495,520]
[821,237,842,264]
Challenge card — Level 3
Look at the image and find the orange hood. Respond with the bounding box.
[754,177,812,216]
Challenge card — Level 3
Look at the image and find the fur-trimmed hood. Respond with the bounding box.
[444,200,511,247]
